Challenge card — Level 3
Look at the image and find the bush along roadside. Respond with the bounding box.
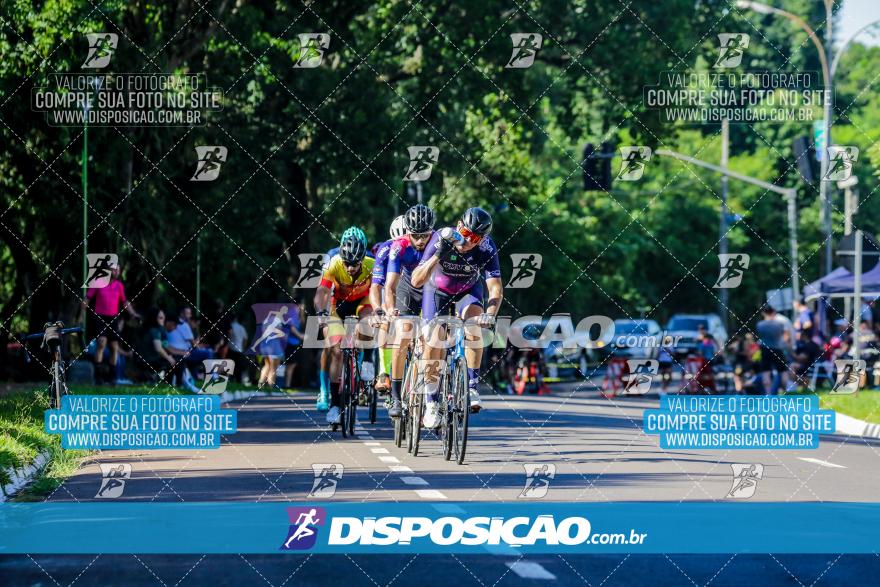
[0,387,90,501]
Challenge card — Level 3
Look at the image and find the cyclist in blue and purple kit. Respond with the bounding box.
[381,204,436,418]
[411,207,504,428]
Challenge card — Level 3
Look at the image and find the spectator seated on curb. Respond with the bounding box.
[166,306,215,373]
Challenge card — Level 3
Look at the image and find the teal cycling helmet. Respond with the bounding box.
[339,226,368,263]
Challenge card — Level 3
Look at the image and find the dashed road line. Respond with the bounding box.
[798,457,846,469]
[400,476,429,486]
[415,489,447,499]
[506,561,557,580]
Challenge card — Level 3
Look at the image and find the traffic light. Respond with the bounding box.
[582,142,614,191]
[582,143,601,191]
[792,136,816,184]
[599,141,614,190]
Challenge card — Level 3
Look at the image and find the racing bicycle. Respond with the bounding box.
[25,322,83,409]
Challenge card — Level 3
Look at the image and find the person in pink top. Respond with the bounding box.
[81,264,141,380]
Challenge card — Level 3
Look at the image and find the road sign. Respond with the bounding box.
[766,287,793,311]
[837,232,880,273]
[813,120,825,161]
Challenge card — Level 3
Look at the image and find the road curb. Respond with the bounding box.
[834,412,880,439]
[0,450,51,503]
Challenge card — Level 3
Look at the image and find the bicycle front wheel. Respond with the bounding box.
[452,357,469,464]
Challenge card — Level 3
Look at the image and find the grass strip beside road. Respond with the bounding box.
[1,382,309,500]
[820,390,880,425]
[1,383,184,499]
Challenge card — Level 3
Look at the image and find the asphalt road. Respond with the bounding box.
[4,383,880,585]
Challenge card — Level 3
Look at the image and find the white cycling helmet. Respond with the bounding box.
[389,215,407,239]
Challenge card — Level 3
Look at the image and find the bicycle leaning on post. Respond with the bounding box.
[24,321,83,409]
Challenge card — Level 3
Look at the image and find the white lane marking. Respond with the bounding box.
[356,435,374,440]
[378,456,400,464]
[400,476,429,486]
[415,489,447,499]
[370,448,390,454]
[798,457,846,469]
[389,465,414,473]
[363,442,381,446]
[506,561,556,580]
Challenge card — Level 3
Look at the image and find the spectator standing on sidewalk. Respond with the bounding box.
[793,299,817,341]
[284,299,306,389]
[227,312,250,384]
[82,263,141,383]
[756,305,789,394]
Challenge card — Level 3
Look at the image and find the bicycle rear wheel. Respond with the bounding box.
[369,382,378,424]
[452,357,469,464]
[52,358,64,409]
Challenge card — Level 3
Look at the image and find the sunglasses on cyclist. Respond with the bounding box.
[457,224,484,244]
[410,232,432,240]
[342,260,362,269]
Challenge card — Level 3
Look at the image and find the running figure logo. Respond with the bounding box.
[506,33,543,68]
[418,359,445,392]
[825,146,859,181]
[404,146,439,181]
[831,359,865,394]
[309,463,344,498]
[507,253,543,289]
[82,33,118,69]
[519,463,556,498]
[248,304,292,353]
[83,253,118,288]
[714,253,750,288]
[191,146,228,181]
[200,359,235,395]
[714,33,749,68]
[281,506,327,550]
[296,253,330,288]
[95,463,131,498]
[294,33,330,68]
[623,360,658,395]
[617,147,652,181]
[726,463,763,499]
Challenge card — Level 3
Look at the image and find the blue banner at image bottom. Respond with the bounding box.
[0,502,874,554]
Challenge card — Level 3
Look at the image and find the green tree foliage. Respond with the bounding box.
[0,0,874,348]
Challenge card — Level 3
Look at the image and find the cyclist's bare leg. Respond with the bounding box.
[462,304,486,411]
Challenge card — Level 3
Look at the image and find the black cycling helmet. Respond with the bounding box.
[339,230,368,264]
[404,204,436,234]
[460,207,493,237]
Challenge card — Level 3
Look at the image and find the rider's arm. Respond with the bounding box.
[485,277,503,316]
[383,272,401,312]
[411,257,438,289]
[314,285,332,314]
[368,282,384,314]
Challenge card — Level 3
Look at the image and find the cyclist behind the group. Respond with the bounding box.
[316,240,376,410]
[314,227,376,425]
[368,215,407,395]
[410,207,502,428]
[382,204,436,418]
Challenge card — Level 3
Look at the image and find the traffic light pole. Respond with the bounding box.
[655,148,799,303]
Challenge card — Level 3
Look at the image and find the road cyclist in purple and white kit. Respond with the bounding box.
[410,207,503,429]
[368,215,408,400]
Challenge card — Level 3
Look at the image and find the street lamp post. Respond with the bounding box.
[736,0,833,275]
